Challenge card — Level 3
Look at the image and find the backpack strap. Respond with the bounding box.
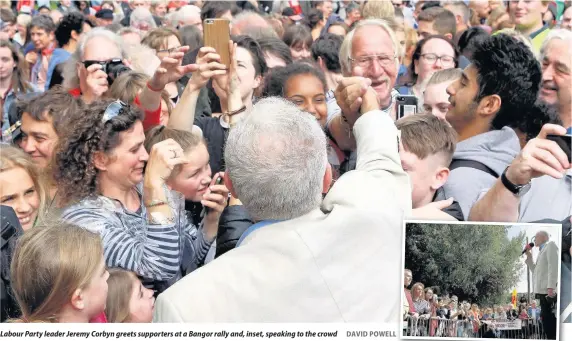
[449,159,499,178]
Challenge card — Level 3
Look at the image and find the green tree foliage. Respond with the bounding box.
[405,223,525,306]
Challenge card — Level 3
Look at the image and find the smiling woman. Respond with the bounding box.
[0,144,47,230]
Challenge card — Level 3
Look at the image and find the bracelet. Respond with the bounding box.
[224,105,247,117]
[145,199,167,208]
[146,81,164,93]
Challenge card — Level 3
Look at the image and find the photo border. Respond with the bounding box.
[400,220,563,341]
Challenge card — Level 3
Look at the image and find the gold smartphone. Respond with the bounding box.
[203,18,231,68]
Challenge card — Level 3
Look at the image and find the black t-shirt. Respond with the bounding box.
[195,116,228,174]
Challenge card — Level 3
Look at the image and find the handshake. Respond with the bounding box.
[333,77,382,127]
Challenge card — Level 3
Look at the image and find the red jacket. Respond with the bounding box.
[68,88,161,131]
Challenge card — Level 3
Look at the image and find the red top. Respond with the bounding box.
[404,289,416,314]
[68,88,161,131]
[89,312,108,323]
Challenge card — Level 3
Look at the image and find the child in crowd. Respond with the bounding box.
[105,269,154,323]
[10,223,108,323]
[396,114,462,220]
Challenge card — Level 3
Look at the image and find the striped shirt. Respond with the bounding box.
[61,184,213,292]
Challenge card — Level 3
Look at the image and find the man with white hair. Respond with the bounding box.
[230,10,276,39]
[63,27,197,130]
[174,5,202,31]
[524,230,558,339]
[154,92,411,321]
[327,19,401,166]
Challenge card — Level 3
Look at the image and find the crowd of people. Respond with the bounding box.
[0,0,570,325]
[403,269,548,338]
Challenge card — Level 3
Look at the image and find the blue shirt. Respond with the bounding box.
[237,220,282,246]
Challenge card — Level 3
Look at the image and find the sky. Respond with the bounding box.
[507,223,562,294]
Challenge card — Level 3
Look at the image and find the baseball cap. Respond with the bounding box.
[282,7,303,22]
[95,9,114,20]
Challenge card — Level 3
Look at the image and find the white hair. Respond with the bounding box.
[339,19,401,76]
[130,7,157,29]
[62,28,127,90]
[232,10,265,26]
[125,43,160,77]
[173,5,201,27]
[224,97,328,221]
[540,29,572,61]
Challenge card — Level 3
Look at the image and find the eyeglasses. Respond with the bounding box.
[349,54,397,68]
[102,100,127,123]
[421,53,455,66]
[158,46,182,55]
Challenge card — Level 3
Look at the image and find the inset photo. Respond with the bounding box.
[401,221,562,340]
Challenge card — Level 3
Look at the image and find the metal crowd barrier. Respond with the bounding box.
[402,316,547,339]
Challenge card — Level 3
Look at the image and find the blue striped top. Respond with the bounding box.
[61,184,213,292]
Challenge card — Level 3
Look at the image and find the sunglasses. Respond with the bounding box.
[102,100,127,123]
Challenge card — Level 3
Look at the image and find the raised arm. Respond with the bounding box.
[469,124,571,221]
[168,46,227,131]
[141,46,198,117]
[323,76,411,214]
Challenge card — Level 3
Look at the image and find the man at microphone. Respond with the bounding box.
[524,231,559,340]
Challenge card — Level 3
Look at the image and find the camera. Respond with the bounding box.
[1,206,24,322]
[83,59,131,86]
[102,59,131,86]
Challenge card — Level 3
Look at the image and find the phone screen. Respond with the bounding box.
[547,134,572,163]
[396,95,418,119]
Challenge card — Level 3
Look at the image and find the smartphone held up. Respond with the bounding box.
[203,18,231,69]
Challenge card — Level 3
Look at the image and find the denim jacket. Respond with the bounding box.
[31,48,70,92]
[61,184,214,293]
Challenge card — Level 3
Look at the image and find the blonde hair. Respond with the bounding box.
[10,223,103,322]
[411,282,425,300]
[403,25,419,67]
[105,268,137,323]
[426,68,462,87]
[362,0,394,21]
[124,43,160,77]
[0,144,48,224]
[340,19,401,75]
[141,27,181,52]
[486,6,509,31]
[16,13,32,27]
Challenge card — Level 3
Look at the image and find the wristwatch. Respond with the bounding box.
[501,167,531,197]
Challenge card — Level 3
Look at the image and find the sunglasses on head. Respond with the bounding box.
[102,100,127,123]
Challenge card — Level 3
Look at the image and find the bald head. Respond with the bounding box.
[535,231,550,246]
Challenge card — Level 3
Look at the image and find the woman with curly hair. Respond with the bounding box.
[55,99,225,294]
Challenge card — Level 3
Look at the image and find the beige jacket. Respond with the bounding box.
[153,110,412,323]
[526,241,559,295]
